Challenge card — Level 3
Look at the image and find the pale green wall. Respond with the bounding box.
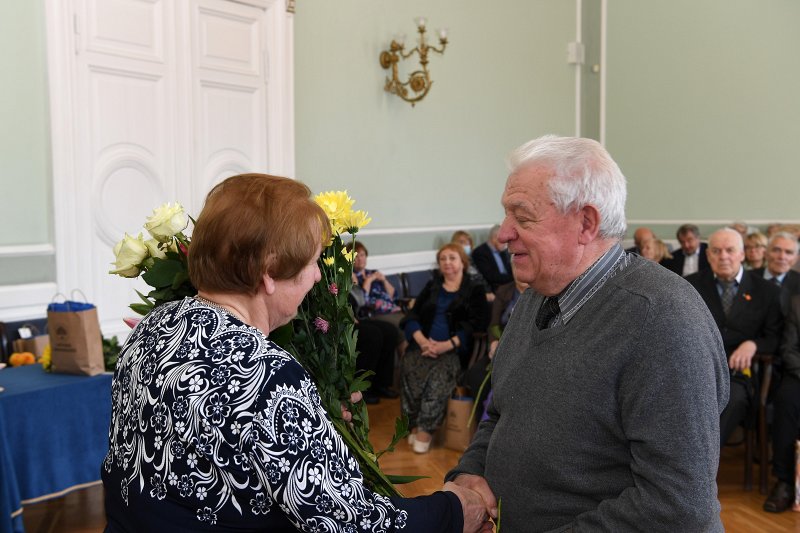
[5,1,800,286]
[607,0,800,226]
[294,0,578,253]
[0,0,54,284]
[0,0,52,245]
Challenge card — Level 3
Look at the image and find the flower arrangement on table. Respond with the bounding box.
[110,193,413,497]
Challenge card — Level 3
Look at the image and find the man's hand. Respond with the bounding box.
[443,481,495,533]
[729,340,757,372]
[451,474,498,520]
[488,340,499,360]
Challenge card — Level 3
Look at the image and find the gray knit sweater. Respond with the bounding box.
[447,256,729,532]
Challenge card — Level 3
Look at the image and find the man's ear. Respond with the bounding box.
[577,204,601,244]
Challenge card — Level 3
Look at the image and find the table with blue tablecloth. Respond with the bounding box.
[0,364,112,533]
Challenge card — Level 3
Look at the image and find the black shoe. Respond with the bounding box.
[763,480,795,513]
[363,392,380,405]
[374,386,399,399]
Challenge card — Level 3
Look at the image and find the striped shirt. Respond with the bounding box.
[546,243,631,327]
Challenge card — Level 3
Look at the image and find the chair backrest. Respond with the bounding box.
[400,269,434,299]
[0,317,49,362]
[384,273,403,297]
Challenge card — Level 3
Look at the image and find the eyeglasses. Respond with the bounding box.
[744,245,765,251]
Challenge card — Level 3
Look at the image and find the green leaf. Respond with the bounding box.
[130,303,152,316]
[142,259,185,288]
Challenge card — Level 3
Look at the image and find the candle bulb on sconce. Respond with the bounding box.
[379,17,448,107]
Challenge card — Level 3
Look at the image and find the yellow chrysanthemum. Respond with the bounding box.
[342,248,358,263]
[314,191,354,223]
[323,256,335,267]
[342,210,371,232]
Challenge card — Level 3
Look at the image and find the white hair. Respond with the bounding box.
[508,135,627,240]
[709,227,744,251]
[768,231,799,252]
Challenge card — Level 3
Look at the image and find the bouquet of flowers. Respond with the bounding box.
[287,191,412,497]
[109,203,194,315]
[110,193,413,497]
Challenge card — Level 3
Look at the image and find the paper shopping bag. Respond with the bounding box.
[11,324,50,358]
[47,299,104,376]
[443,387,476,452]
[13,335,50,359]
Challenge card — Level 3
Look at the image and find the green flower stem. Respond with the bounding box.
[332,418,402,497]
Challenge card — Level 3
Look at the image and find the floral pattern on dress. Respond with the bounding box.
[103,297,406,531]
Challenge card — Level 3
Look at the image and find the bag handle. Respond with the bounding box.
[70,289,89,303]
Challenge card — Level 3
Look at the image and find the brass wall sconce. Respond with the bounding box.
[379,18,448,107]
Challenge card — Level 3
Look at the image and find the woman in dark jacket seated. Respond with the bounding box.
[101,174,491,532]
[401,243,489,454]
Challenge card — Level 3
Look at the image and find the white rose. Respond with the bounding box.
[109,233,148,277]
[144,238,167,259]
[144,202,189,243]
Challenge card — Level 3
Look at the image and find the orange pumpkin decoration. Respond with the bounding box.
[9,352,36,367]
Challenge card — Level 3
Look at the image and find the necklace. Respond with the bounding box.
[193,295,245,322]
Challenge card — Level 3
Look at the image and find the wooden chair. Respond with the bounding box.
[743,353,774,493]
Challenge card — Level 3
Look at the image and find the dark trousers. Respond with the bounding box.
[355,319,399,389]
[720,375,751,447]
[771,374,800,483]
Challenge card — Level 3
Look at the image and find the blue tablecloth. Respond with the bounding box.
[0,365,112,533]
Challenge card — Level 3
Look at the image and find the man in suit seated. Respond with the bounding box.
[625,226,655,255]
[471,224,513,292]
[665,223,709,277]
[764,294,800,512]
[686,228,783,447]
[751,231,800,315]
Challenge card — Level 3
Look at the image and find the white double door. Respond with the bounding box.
[46,0,294,337]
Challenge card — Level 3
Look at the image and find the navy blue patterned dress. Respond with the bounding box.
[102,297,461,532]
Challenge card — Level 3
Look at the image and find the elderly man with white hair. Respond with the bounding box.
[752,231,800,315]
[686,228,783,448]
[446,135,729,532]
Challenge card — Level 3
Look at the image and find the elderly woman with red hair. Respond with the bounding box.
[102,174,492,532]
[402,243,489,454]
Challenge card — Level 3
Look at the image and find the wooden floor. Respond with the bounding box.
[22,398,800,532]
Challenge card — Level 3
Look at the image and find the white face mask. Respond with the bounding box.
[462,244,472,255]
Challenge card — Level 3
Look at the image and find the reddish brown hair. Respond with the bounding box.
[189,174,330,294]
[437,243,470,274]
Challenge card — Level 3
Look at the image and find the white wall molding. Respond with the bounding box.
[358,223,493,237]
[368,250,437,275]
[627,219,800,226]
[0,283,58,321]
[0,245,55,258]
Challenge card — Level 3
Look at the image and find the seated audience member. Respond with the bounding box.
[751,231,800,315]
[625,226,655,254]
[640,237,672,265]
[401,243,489,454]
[348,241,401,318]
[743,232,768,270]
[346,242,403,402]
[686,228,783,447]
[729,221,752,238]
[471,224,513,292]
[764,293,800,512]
[488,269,529,359]
[450,230,492,300]
[664,223,709,277]
[766,223,783,239]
